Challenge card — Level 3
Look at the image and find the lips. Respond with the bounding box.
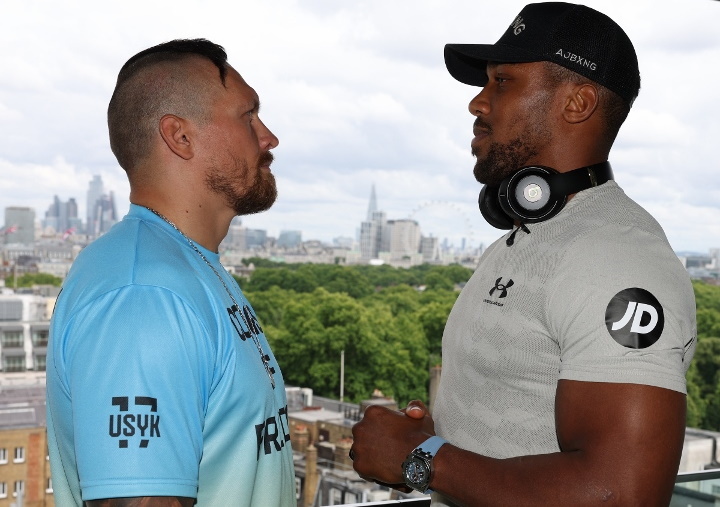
[472,127,489,151]
[258,151,274,170]
[472,119,491,146]
[473,127,488,139]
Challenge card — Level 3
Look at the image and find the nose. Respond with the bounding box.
[468,88,490,117]
[257,119,279,150]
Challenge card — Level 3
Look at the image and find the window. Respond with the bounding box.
[0,448,7,464]
[34,354,46,371]
[3,356,26,372]
[13,447,24,463]
[32,329,49,347]
[13,480,24,497]
[46,477,53,493]
[0,482,6,499]
[294,477,301,500]
[1,331,23,348]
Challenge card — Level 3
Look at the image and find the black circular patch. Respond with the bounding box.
[605,288,664,349]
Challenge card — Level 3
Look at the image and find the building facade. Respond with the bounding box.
[0,293,51,373]
[3,208,35,245]
[0,375,53,507]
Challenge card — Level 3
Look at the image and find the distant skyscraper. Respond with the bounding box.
[360,210,386,260]
[43,195,81,235]
[245,229,268,249]
[277,230,302,248]
[86,176,118,236]
[360,186,386,260]
[366,184,378,221]
[86,175,103,232]
[3,207,35,244]
[387,219,421,258]
[420,236,439,262]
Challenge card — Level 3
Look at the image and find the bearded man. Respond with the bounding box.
[47,39,295,506]
[351,4,696,506]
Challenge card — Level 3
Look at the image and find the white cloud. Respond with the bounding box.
[0,0,718,253]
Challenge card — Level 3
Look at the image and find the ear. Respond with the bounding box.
[158,114,194,160]
[562,83,599,124]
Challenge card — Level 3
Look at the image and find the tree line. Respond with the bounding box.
[237,259,471,406]
[238,259,720,430]
[687,280,720,429]
[12,262,720,429]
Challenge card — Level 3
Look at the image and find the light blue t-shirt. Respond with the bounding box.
[47,205,296,506]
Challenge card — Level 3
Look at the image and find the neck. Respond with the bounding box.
[132,196,233,253]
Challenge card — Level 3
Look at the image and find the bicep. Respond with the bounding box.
[63,287,211,499]
[556,379,686,501]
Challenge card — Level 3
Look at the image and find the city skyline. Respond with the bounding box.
[4,181,717,259]
[4,178,482,252]
[1,0,719,253]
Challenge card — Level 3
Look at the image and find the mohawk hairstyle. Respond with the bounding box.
[108,38,228,172]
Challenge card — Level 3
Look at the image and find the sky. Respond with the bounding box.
[1,0,718,253]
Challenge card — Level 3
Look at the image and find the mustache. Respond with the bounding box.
[258,151,274,167]
[474,117,491,132]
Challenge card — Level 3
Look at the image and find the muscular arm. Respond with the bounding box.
[86,497,195,507]
[352,380,686,506]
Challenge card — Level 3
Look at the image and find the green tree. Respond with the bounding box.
[686,362,707,428]
[424,272,454,291]
[697,308,720,339]
[367,285,420,316]
[259,287,430,405]
[243,267,318,293]
[5,272,63,287]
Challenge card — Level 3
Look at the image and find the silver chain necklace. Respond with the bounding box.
[146,207,276,388]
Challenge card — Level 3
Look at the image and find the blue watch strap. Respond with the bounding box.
[417,435,447,455]
[415,435,447,494]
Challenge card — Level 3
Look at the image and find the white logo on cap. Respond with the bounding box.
[555,49,597,71]
[512,16,525,35]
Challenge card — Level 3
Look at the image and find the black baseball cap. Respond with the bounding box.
[445,2,640,104]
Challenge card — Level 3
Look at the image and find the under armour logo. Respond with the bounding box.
[489,277,514,298]
[605,288,665,349]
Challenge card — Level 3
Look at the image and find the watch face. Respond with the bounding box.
[404,457,429,487]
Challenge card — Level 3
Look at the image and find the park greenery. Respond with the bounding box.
[4,272,63,288]
[9,262,719,428]
[237,260,471,406]
[237,259,720,430]
[687,280,720,429]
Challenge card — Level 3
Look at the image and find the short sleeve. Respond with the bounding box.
[58,285,215,500]
[548,226,696,393]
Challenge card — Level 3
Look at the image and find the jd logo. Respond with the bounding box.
[489,277,514,298]
[605,288,664,349]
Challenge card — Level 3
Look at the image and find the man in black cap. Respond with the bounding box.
[351,3,696,505]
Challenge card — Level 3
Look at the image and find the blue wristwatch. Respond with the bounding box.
[401,435,448,494]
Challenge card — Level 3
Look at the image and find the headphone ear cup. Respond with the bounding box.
[499,167,565,224]
[479,186,514,230]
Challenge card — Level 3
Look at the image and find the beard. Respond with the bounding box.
[205,150,278,216]
[472,94,553,187]
[472,134,542,187]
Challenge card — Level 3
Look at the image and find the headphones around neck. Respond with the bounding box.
[479,161,614,230]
